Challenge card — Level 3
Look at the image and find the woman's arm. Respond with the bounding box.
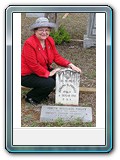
[68,63,82,73]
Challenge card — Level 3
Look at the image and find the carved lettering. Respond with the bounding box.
[55,68,80,105]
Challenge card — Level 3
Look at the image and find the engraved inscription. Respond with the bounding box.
[55,68,80,105]
[40,106,92,122]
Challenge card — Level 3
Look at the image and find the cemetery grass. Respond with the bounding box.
[21,13,96,127]
[21,43,96,127]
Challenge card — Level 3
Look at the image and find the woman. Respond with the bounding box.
[21,17,81,106]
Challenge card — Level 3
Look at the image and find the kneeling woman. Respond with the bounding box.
[21,17,81,106]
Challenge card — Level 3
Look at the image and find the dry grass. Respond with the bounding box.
[21,13,89,44]
[21,13,96,127]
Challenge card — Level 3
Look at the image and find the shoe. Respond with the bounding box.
[25,96,38,107]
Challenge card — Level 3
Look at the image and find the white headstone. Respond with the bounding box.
[55,68,80,105]
[40,105,92,122]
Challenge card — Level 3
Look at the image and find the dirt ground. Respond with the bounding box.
[21,13,96,127]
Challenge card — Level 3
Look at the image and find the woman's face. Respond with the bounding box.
[34,27,50,41]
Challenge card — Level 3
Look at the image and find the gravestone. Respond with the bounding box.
[55,68,80,105]
[26,13,57,22]
[40,68,93,124]
[26,13,45,17]
[40,105,92,122]
[83,13,96,48]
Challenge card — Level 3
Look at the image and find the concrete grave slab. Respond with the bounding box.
[40,105,92,123]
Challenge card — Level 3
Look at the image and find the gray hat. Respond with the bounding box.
[30,17,56,30]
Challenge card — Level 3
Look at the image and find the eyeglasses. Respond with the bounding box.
[37,28,50,32]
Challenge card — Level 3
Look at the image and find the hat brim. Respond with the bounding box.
[30,22,56,30]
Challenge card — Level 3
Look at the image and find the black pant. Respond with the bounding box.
[21,74,55,103]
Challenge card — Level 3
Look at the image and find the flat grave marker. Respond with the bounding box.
[40,105,92,123]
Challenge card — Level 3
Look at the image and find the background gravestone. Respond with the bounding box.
[55,68,80,105]
[26,13,57,23]
[26,13,45,17]
[83,13,96,48]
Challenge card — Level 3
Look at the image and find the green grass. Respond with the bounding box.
[22,117,92,127]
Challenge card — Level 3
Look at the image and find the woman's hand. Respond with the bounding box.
[49,68,61,77]
[68,63,82,73]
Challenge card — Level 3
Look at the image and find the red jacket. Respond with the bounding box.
[21,35,70,78]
